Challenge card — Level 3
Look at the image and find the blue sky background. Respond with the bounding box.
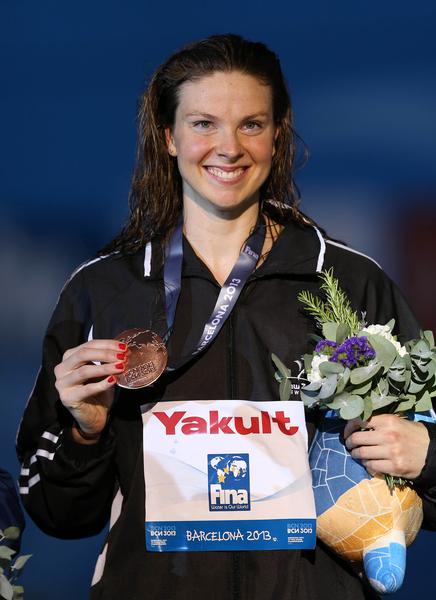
[1,1,435,597]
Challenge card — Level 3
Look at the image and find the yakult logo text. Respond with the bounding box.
[152,410,299,436]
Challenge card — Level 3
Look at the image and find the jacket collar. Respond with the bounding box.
[147,218,324,281]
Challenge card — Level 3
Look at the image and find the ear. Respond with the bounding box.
[165,128,177,156]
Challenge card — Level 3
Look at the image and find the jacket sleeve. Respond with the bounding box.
[16,269,117,539]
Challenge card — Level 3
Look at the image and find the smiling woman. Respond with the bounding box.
[16,33,436,600]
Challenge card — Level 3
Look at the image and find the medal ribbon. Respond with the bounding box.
[163,214,266,370]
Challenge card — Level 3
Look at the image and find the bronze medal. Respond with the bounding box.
[115,328,168,389]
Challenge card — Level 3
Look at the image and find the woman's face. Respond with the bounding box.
[166,71,277,217]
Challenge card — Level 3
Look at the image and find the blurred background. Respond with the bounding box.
[1,0,435,597]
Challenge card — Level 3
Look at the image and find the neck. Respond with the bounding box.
[183,199,260,285]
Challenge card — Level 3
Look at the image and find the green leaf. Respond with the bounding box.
[2,530,20,542]
[367,334,397,370]
[370,389,397,412]
[351,380,373,396]
[0,548,15,561]
[415,391,433,412]
[300,389,321,408]
[350,362,382,385]
[386,318,396,332]
[0,573,13,600]
[11,555,31,573]
[336,368,350,394]
[302,380,323,392]
[322,322,339,342]
[303,354,313,374]
[271,353,291,378]
[363,394,373,421]
[279,378,292,401]
[329,392,364,420]
[410,339,432,361]
[12,586,24,600]
[319,361,344,376]
[336,323,351,344]
[408,380,425,394]
[396,398,416,412]
[318,374,339,401]
[423,330,435,349]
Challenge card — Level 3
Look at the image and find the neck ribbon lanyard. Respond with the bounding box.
[163,214,266,371]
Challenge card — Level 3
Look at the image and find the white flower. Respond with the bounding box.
[307,354,330,383]
[361,324,407,357]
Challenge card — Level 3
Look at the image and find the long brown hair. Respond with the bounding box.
[101,34,312,255]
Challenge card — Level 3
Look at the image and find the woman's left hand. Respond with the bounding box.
[344,414,430,479]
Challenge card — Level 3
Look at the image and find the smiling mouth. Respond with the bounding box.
[204,166,248,181]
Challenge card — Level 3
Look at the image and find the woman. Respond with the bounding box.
[17,34,436,599]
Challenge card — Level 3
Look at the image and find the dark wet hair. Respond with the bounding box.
[101,33,312,255]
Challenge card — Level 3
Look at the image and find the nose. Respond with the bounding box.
[215,128,244,161]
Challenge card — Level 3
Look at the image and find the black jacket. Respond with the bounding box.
[17,219,436,600]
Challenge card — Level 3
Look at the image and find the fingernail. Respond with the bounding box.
[116,352,126,360]
[115,363,124,370]
[107,376,116,383]
[118,342,127,350]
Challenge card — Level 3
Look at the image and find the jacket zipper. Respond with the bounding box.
[228,310,242,599]
[227,311,237,400]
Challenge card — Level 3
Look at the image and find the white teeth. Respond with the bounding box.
[206,167,245,180]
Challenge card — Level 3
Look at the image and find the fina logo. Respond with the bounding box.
[207,454,250,512]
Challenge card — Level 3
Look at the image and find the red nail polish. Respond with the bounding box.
[118,342,127,350]
[107,376,116,383]
[115,363,124,370]
[116,352,126,360]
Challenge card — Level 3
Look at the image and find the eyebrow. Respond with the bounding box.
[185,112,270,120]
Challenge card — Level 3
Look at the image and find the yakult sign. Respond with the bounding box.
[142,400,316,552]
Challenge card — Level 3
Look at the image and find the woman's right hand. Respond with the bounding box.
[54,339,127,442]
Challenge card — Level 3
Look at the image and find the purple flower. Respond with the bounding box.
[331,336,376,368]
[315,339,338,356]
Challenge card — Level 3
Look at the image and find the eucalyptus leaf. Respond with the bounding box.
[302,380,323,392]
[336,323,350,344]
[350,361,382,385]
[410,340,432,360]
[423,330,435,349]
[2,530,20,543]
[328,393,364,420]
[363,394,373,421]
[336,368,350,394]
[0,548,15,561]
[279,378,292,401]
[318,374,339,401]
[300,389,320,408]
[415,391,433,412]
[367,334,397,370]
[0,574,13,600]
[322,322,338,342]
[386,318,396,332]
[11,555,32,573]
[396,398,416,412]
[370,390,397,411]
[351,380,373,396]
[408,380,425,394]
[12,586,24,600]
[303,354,313,374]
[271,353,291,378]
[319,361,344,376]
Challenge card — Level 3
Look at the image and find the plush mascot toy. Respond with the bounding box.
[310,411,433,594]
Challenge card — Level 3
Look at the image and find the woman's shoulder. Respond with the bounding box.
[59,242,160,302]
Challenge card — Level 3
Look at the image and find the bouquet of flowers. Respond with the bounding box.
[272,269,436,594]
[273,268,436,461]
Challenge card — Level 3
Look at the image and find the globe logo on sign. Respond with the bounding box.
[207,454,250,511]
